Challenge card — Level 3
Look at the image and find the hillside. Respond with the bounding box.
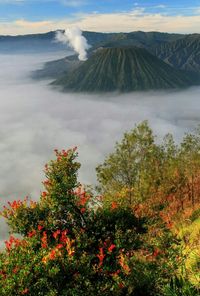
[53,47,195,92]
[151,34,200,74]
[31,54,82,80]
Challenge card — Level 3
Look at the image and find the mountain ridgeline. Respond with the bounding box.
[150,34,200,74]
[0,30,183,53]
[21,30,200,92]
[52,47,195,92]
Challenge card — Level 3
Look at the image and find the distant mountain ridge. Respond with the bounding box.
[2,30,199,92]
[93,31,184,50]
[52,47,195,92]
[30,30,200,83]
[150,34,200,74]
[92,32,200,76]
[0,30,184,53]
[0,31,66,53]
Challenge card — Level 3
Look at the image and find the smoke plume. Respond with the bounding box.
[55,27,90,61]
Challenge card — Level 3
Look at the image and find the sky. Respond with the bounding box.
[0,0,200,35]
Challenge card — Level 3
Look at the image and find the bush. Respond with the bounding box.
[0,147,197,295]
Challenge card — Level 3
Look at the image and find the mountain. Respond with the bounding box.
[151,34,200,74]
[52,47,195,93]
[0,30,118,53]
[93,31,184,50]
[0,30,184,54]
[31,31,185,80]
[32,31,196,82]
[31,54,82,80]
[0,31,67,53]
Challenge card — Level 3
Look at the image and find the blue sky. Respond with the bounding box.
[0,0,200,35]
[0,0,200,21]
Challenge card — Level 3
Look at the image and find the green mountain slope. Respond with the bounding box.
[151,34,200,74]
[53,47,195,93]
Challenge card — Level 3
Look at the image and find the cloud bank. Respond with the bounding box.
[0,52,200,248]
[0,9,200,35]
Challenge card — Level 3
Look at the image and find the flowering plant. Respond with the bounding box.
[0,148,181,296]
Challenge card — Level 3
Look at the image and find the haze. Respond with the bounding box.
[0,51,200,247]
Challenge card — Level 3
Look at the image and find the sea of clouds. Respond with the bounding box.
[0,51,200,247]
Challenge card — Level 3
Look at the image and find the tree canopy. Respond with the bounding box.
[96,121,200,220]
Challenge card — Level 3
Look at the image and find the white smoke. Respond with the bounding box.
[55,27,90,61]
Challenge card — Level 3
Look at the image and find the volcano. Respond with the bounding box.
[53,47,195,92]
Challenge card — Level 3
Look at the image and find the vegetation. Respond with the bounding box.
[0,122,200,295]
[97,121,200,291]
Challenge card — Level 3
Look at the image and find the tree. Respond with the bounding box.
[96,121,200,218]
[0,140,197,295]
[96,121,164,209]
[180,131,200,207]
[2,148,166,296]
[95,123,200,294]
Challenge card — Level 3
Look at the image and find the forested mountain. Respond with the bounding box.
[52,47,194,92]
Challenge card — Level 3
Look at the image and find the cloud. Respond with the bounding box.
[73,10,200,33]
[15,19,52,28]
[0,8,200,35]
[155,5,167,9]
[60,0,88,7]
[194,7,200,15]
[0,51,200,248]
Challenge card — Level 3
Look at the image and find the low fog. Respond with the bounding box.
[0,51,200,247]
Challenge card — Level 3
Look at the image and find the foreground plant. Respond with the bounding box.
[0,143,198,295]
[0,148,151,295]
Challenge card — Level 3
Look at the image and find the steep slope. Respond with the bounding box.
[53,47,195,93]
[31,54,82,80]
[151,34,200,74]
